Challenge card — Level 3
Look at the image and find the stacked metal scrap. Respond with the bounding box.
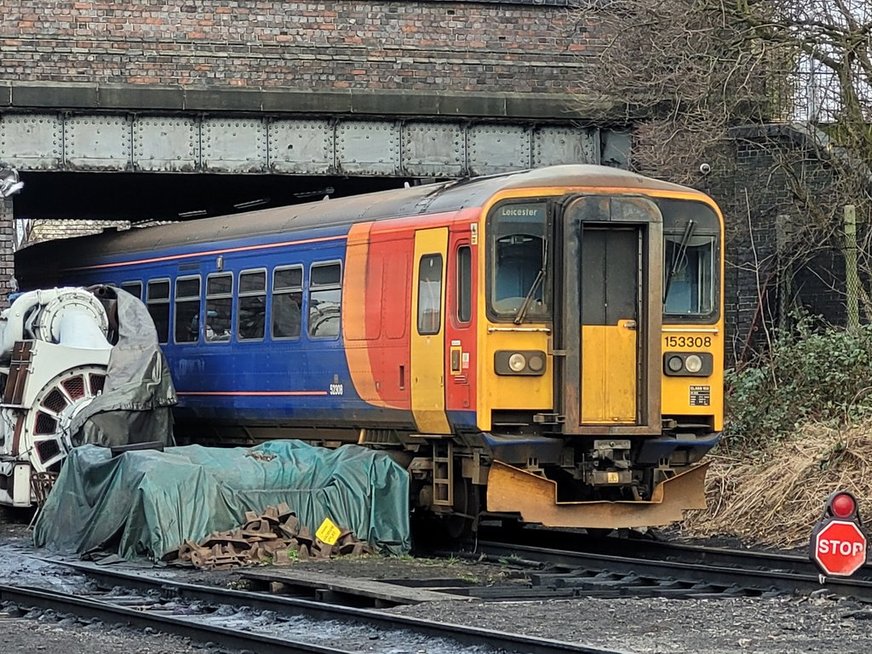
[173,503,372,570]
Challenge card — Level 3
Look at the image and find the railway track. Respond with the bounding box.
[446,528,872,601]
[481,526,872,580]
[4,559,624,654]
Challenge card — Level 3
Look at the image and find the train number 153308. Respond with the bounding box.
[664,335,712,348]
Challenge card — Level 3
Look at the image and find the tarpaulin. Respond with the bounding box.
[33,440,410,559]
[69,285,176,449]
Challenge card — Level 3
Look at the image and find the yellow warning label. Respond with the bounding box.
[315,517,341,545]
[607,472,620,484]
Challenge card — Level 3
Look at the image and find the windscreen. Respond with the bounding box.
[487,201,549,321]
[657,198,719,321]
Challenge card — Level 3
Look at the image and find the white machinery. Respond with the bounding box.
[0,288,112,506]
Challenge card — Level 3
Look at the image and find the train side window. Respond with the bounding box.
[146,279,170,343]
[238,269,266,341]
[120,281,142,300]
[272,265,303,339]
[457,246,471,324]
[418,254,443,335]
[205,273,233,343]
[174,276,201,344]
[308,262,342,339]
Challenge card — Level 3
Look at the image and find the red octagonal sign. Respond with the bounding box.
[813,520,868,577]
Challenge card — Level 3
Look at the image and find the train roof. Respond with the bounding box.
[16,165,708,280]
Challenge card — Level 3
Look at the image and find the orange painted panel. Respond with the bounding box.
[344,209,481,412]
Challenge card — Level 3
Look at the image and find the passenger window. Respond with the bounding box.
[238,269,266,341]
[457,246,471,324]
[272,266,303,339]
[146,279,170,343]
[120,281,142,300]
[174,276,201,344]
[418,254,443,335]
[205,273,233,343]
[308,262,342,338]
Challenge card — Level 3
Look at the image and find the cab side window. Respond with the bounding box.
[457,246,472,324]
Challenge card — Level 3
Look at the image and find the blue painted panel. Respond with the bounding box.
[61,226,418,430]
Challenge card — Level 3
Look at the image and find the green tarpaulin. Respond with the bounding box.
[33,440,410,559]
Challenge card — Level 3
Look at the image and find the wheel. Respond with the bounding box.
[441,477,481,543]
[411,477,481,548]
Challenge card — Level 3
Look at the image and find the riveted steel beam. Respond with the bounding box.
[0,112,627,176]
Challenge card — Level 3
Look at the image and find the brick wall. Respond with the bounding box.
[710,126,844,364]
[0,1,600,94]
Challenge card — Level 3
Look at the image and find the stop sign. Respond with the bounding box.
[812,520,867,577]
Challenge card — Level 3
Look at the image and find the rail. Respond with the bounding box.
[459,529,872,601]
[21,559,624,654]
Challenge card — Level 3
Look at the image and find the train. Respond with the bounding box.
[14,165,724,532]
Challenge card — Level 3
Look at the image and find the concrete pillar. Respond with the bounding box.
[0,199,14,308]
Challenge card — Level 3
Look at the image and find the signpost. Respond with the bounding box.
[809,491,867,578]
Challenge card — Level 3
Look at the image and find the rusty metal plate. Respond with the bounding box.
[65,116,132,171]
[402,122,465,177]
[601,130,632,169]
[336,121,400,176]
[269,119,334,174]
[534,127,599,167]
[468,125,530,176]
[133,117,199,172]
[0,114,63,170]
[202,118,267,173]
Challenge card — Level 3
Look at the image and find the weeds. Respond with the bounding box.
[725,318,872,452]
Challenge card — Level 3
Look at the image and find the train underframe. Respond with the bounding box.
[403,431,715,531]
[187,423,718,532]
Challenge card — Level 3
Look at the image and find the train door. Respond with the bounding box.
[445,227,476,419]
[580,226,639,423]
[555,195,663,434]
[411,227,451,434]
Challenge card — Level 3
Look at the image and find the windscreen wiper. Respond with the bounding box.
[663,219,695,303]
[514,243,548,325]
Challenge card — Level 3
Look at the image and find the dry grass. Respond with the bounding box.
[682,420,872,549]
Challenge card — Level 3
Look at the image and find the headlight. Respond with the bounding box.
[684,354,703,373]
[495,350,546,376]
[663,352,711,377]
[508,353,527,372]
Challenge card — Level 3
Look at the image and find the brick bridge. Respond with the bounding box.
[0,0,634,300]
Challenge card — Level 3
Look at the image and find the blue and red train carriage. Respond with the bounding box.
[15,165,725,530]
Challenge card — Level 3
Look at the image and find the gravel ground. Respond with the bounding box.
[0,614,213,654]
[3,510,871,654]
[0,511,214,653]
[390,595,872,654]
